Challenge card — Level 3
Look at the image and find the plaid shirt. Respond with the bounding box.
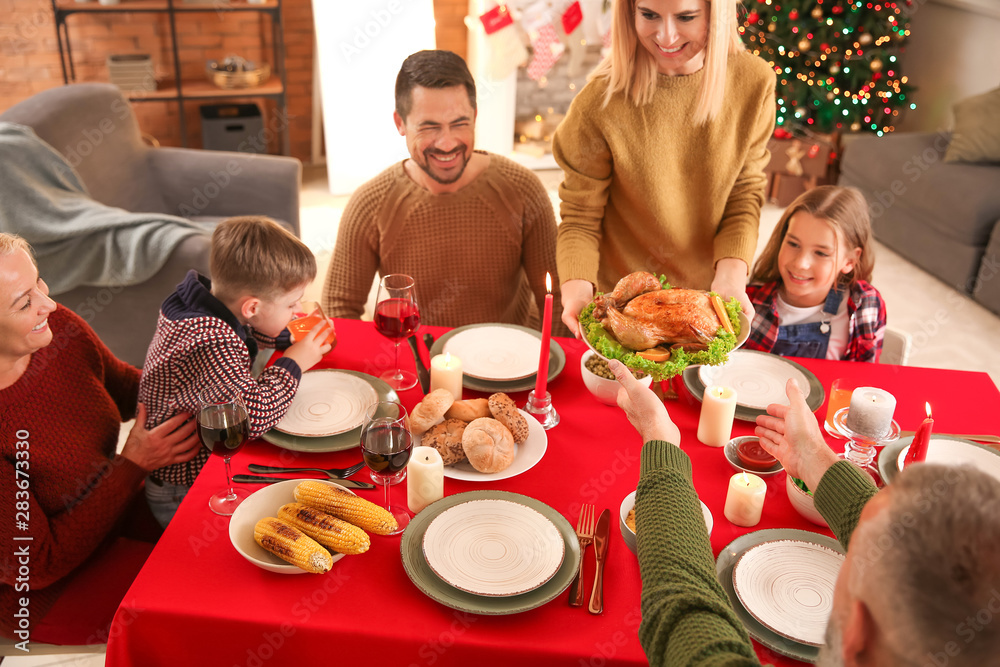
[744,280,886,362]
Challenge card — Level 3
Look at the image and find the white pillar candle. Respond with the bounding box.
[429,353,463,401]
[407,446,444,514]
[844,387,896,439]
[724,472,767,527]
[697,385,737,447]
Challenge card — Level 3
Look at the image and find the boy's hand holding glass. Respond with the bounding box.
[283,301,335,371]
[289,301,336,347]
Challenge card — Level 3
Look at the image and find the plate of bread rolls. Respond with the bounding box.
[409,389,547,481]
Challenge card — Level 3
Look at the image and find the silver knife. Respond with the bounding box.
[588,509,611,615]
[233,474,375,489]
[406,335,431,394]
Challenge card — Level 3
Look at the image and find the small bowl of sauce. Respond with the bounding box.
[724,436,783,476]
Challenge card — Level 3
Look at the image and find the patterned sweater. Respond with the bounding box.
[322,152,565,332]
[553,51,776,292]
[744,280,886,362]
[636,442,877,665]
[0,306,147,635]
[139,271,301,486]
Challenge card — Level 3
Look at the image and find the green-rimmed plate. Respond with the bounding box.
[878,435,1000,485]
[683,351,824,422]
[261,370,397,453]
[401,490,580,615]
[717,528,845,664]
[430,324,566,393]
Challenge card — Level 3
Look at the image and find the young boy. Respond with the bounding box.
[139,216,332,526]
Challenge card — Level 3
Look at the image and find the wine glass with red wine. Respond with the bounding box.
[197,383,251,516]
[373,274,421,391]
[360,400,412,535]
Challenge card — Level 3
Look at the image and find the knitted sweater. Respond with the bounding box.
[322,152,564,330]
[636,442,878,666]
[0,306,147,635]
[139,271,301,486]
[553,51,777,293]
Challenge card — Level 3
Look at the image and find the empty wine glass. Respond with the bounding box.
[373,274,420,391]
[360,400,413,535]
[197,383,251,516]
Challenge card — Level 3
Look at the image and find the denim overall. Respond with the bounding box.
[771,288,845,358]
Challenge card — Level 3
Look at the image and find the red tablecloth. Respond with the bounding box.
[104,319,1000,666]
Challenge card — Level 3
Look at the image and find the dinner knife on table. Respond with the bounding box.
[406,335,431,394]
[588,509,611,615]
[232,474,375,489]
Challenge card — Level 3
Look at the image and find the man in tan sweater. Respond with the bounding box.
[323,50,564,332]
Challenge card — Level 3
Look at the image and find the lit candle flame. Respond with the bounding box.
[925,402,932,418]
[741,472,749,485]
[545,272,552,293]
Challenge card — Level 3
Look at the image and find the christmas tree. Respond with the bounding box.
[741,0,915,136]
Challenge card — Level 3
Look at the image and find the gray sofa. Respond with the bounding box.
[0,83,302,366]
[838,131,1000,315]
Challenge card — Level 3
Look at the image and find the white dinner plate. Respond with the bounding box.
[732,539,844,647]
[421,499,565,597]
[273,369,378,437]
[228,479,351,574]
[414,409,547,482]
[699,350,813,411]
[893,437,1000,482]
[443,326,542,381]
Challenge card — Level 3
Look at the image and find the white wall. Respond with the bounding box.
[898,0,1000,132]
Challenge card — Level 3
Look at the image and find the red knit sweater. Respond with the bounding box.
[0,306,147,637]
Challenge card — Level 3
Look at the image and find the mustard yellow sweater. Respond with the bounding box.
[323,152,563,330]
[553,51,777,293]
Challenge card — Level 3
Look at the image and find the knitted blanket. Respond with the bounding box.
[0,122,207,295]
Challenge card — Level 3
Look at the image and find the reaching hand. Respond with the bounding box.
[121,404,202,472]
[754,379,838,490]
[609,359,680,446]
[282,319,334,371]
[711,258,753,316]
[560,279,594,339]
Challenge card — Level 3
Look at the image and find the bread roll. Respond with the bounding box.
[461,418,515,473]
[445,398,491,422]
[410,389,454,436]
[423,419,468,465]
[488,393,529,445]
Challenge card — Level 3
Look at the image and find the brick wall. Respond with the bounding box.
[0,0,468,162]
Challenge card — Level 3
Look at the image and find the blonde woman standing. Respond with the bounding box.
[555,0,776,335]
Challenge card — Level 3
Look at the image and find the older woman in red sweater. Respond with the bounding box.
[0,233,200,645]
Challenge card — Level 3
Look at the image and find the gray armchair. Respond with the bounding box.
[0,83,302,366]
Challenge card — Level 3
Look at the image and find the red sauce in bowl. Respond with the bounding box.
[736,438,777,471]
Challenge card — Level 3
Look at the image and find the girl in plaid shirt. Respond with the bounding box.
[745,186,886,362]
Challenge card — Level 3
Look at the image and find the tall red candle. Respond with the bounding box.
[534,273,553,399]
[904,402,933,468]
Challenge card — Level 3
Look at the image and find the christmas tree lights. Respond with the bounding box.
[741,0,915,136]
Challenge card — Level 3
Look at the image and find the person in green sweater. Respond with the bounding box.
[610,359,1000,666]
[555,0,776,336]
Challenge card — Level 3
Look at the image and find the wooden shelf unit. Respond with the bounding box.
[51,0,289,154]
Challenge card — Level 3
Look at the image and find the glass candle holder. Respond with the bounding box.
[524,389,560,430]
[833,406,901,487]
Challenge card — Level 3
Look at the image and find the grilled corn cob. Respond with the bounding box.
[278,502,371,555]
[253,517,333,573]
[294,480,398,535]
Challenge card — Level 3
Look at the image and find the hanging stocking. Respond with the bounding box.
[521,2,565,83]
[478,3,527,81]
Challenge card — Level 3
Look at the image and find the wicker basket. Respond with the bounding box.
[206,62,270,89]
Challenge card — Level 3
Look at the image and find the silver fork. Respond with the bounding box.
[568,503,595,607]
[246,462,366,479]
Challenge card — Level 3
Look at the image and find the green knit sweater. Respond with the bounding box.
[553,51,776,293]
[636,442,878,665]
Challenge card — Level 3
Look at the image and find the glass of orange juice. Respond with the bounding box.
[824,379,856,438]
[288,301,336,347]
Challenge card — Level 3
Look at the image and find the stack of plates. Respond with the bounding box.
[262,370,397,452]
[400,491,580,614]
[431,324,566,393]
[716,529,845,663]
[684,350,824,422]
